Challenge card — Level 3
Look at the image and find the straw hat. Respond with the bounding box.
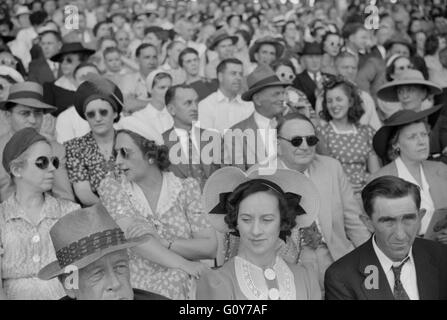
[207,29,238,51]
[38,203,150,280]
[0,81,56,112]
[249,36,285,63]
[203,166,319,233]
[377,69,442,102]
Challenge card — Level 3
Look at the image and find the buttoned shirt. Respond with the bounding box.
[55,106,90,144]
[132,102,174,135]
[198,90,254,134]
[372,235,419,300]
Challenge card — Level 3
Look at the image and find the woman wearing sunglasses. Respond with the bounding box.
[0,128,80,299]
[97,117,217,300]
[318,76,380,194]
[197,166,321,300]
[64,75,123,206]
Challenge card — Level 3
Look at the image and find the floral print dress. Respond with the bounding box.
[98,171,212,300]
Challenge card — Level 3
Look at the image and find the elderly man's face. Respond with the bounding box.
[253,86,285,118]
[70,250,134,300]
[361,196,423,262]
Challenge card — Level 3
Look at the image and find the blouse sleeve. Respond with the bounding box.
[64,139,89,184]
[196,269,234,300]
[181,178,212,234]
[97,174,157,239]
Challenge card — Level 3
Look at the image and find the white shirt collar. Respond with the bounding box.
[372,235,414,269]
[216,89,242,104]
[254,111,273,130]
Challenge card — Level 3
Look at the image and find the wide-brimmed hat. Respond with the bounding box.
[38,203,150,281]
[377,69,442,102]
[249,36,285,63]
[301,41,324,56]
[241,65,288,101]
[207,29,238,51]
[203,167,319,233]
[0,81,56,112]
[372,105,443,161]
[74,73,124,121]
[0,65,24,83]
[384,34,416,56]
[50,42,95,63]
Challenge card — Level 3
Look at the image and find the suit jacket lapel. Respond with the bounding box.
[413,239,439,300]
[163,128,190,178]
[357,237,395,300]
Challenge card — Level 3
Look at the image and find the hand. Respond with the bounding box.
[435,228,447,245]
[180,261,210,279]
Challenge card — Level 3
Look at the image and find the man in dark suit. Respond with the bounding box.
[325,176,447,300]
[292,42,327,109]
[164,84,221,188]
[28,30,62,85]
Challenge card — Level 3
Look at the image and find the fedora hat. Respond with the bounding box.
[38,203,150,280]
[203,167,319,233]
[384,34,416,56]
[301,41,324,56]
[74,73,124,121]
[241,65,288,101]
[377,69,442,102]
[207,29,238,51]
[372,105,443,161]
[50,42,95,62]
[249,36,285,63]
[0,81,56,112]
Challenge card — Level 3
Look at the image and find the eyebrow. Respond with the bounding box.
[377,213,417,222]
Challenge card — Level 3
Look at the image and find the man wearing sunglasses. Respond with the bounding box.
[255,112,371,287]
[0,81,74,203]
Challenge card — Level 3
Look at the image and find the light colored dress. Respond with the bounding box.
[317,122,375,187]
[196,255,321,300]
[98,171,212,300]
[0,194,80,300]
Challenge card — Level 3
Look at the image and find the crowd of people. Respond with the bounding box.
[0,0,447,300]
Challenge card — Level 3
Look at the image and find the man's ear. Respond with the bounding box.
[360,214,375,234]
[166,103,175,116]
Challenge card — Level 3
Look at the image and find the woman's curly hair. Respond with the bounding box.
[320,75,365,125]
[117,129,170,171]
[223,180,298,242]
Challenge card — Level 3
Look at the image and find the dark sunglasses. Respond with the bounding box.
[34,156,60,170]
[85,109,109,119]
[118,147,133,159]
[280,73,295,81]
[279,135,319,147]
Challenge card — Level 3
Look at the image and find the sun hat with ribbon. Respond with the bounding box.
[377,69,442,102]
[372,105,444,162]
[207,29,238,51]
[50,42,95,63]
[38,203,150,280]
[2,127,47,174]
[241,64,288,101]
[249,36,285,63]
[202,167,319,236]
[73,73,124,121]
[0,81,56,111]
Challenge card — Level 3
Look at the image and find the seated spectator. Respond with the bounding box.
[65,75,123,206]
[0,128,80,299]
[0,82,74,202]
[89,36,117,74]
[204,29,238,80]
[430,46,447,88]
[160,41,186,85]
[0,66,24,137]
[321,32,342,75]
[424,34,447,86]
[248,37,285,74]
[199,58,254,135]
[179,47,217,102]
[197,167,321,300]
[103,47,131,85]
[98,117,217,299]
[317,76,380,192]
[38,203,168,300]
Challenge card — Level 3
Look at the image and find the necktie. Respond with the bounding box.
[391,257,410,300]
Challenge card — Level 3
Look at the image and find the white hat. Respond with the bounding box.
[15,6,31,17]
[0,66,24,83]
[115,115,164,145]
[145,69,170,95]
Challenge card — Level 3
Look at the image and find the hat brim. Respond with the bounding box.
[373,104,444,160]
[50,49,96,63]
[0,98,56,112]
[377,79,442,102]
[38,234,151,281]
[241,81,289,101]
[209,35,239,51]
[203,167,319,233]
[0,35,15,43]
[384,41,415,56]
[249,41,285,63]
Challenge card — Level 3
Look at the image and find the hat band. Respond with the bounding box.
[8,91,44,102]
[56,228,127,268]
[248,75,282,90]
